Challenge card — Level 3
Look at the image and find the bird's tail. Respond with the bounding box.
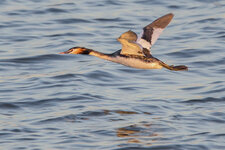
[160,61,188,71]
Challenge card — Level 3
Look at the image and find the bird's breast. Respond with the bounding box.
[109,55,163,69]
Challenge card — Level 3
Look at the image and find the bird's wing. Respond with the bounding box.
[118,38,144,56]
[117,30,145,56]
[137,13,174,54]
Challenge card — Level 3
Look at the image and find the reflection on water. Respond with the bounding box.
[117,123,159,146]
[105,110,139,115]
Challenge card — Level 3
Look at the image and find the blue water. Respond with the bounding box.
[0,0,225,150]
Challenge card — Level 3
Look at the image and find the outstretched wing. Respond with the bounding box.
[137,13,174,52]
[118,30,145,56]
[118,38,144,56]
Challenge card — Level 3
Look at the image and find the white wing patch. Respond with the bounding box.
[151,28,163,46]
[137,38,151,50]
[137,28,163,51]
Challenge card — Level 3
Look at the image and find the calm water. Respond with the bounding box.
[0,0,225,150]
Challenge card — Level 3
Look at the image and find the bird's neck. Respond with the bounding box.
[87,49,114,61]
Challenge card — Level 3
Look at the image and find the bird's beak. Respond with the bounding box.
[59,49,72,54]
[59,51,66,54]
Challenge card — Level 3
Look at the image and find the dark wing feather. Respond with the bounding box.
[137,13,174,54]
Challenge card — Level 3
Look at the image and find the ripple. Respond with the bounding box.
[44,32,94,38]
[181,86,205,91]
[196,18,221,23]
[105,110,139,115]
[200,87,225,94]
[168,5,182,9]
[0,54,64,64]
[0,102,21,109]
[180,97,225,103]
[36,110,108,124]
[114,144,208,150]
[45,8,68,13]
[54,18,92,24]
[37,114,78,124]
[51,73,79,79]
[94,17,125,22]
[4,128,37,134]
[84,70,117,82]
[16,95,94,108]
[167,48,214,59]
[167,51,194,58]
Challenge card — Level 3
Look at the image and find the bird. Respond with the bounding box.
[59,13,188,71]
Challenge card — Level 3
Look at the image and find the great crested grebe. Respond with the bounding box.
[60,13,188,71]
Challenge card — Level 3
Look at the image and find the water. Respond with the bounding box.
[0,0,225,149]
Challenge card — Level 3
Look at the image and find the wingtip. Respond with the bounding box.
[167,13,174,17]
[165,13,174,20]
[146,13,174,29]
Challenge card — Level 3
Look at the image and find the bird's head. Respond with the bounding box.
[59,47,91,54]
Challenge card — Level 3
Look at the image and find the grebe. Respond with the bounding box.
[60,13,188,71]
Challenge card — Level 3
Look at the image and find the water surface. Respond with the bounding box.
[0,0,225,149]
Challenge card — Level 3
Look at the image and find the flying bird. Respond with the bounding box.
[60,13,188,71]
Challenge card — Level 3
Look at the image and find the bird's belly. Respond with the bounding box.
[111,56,163,69]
